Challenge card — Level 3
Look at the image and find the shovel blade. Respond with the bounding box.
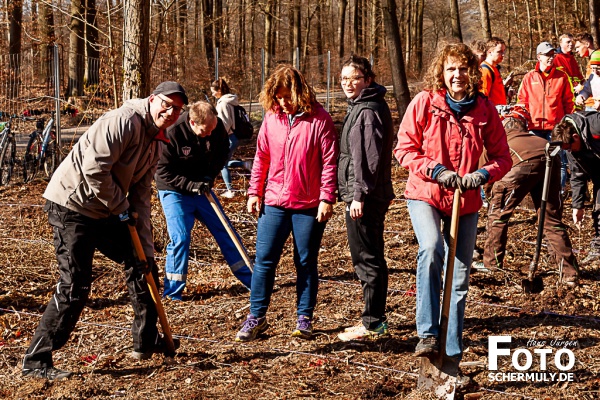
[417,356,459,399]
[522,276,544,293]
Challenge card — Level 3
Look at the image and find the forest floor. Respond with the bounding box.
[0,118,599,399]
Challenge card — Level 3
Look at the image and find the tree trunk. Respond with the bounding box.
[404,0,411,66]
[249,0,256,70]
[68,0,85,97]
[449,0,462,42]
[176,0,187,80]
[352,0,359,54]
[123,0,150,101]
[212,0,221,67]
[370,0,380,60]
[380,0,411,117]
[415,0,424,73]
[525,0,534,60]
[479,0,491,41]
[338,0,348,60]
[203,0,214,70]
[591,0,600,47]
[8,0,23,99]
[315,2,324,80]
[264,0,275,72]
[292,0,301,67]
[38,0,54,84]
[534,0,543,40]
[85,0,100,86]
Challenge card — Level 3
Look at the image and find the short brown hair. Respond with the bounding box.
[423,42,481,98]
[259,64,317,114]
[575,32,594,47]
[551,120,576,144]
[485,37,505,53]
[341,55,376,80]
[470,40,487,56]
[502,117,526,131]
[189,101,218,124]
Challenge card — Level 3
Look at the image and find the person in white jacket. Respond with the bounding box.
[211,78,252,198]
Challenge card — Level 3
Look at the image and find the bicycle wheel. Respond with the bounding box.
[23,132,41,183]
[42,131,57,178]
[0,136,16,186]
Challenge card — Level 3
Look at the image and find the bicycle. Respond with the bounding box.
[0,115,35,186]
[23,113,59,182]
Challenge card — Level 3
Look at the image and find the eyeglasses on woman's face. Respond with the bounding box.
[339,75,365,85]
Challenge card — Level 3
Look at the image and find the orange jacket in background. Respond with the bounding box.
[480,61,507,105]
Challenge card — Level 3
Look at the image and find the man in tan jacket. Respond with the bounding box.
[22,82,188,380]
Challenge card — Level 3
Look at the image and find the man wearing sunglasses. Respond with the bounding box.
[22,81,188,380]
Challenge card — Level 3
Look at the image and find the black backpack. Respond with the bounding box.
[232,105,254,139]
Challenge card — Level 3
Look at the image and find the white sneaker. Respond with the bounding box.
[220,190,235,199]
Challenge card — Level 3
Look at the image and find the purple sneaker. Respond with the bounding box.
[235,314,268,342]
[291,315,312,339]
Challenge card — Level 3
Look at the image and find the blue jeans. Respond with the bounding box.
[407,199,479,360]
[221,134,245,190]
[250,205,326,319]
[158,190,253,300]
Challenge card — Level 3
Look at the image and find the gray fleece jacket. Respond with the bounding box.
[43,97,162,256]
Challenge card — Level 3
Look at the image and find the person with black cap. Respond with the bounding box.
[478,106,579,287]
[21,81,188,380]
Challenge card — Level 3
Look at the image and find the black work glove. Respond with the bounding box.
[436,169,461,189]
[190,181,212,194]
[118,209,137,226]
[461,171,488,190]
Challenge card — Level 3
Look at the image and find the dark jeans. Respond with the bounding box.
[484,158,578,276]
[345,199,390,330]
[249,205,326,319]
[22,201,159,369]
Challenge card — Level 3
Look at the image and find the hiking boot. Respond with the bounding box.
[131,337,181,360]
[22,367,73,380]
[291,315,312,339]
[220,190,235,199]
[415,336,439,357]
[235,314,268,342]
[563,274,578,288]
[337,321,389,341]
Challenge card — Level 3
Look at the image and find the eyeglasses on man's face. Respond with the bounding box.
[158,94,185,114]
[340,75,365,84]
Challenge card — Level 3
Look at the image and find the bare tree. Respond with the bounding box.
[449,0,462,42]
[8,0,23,99]
[591,0,600,47]
[415,0,424,73]
[338,0,348,60]
[123,0,150,100]
[176,0,187,79]
[264,0,275,71]
[38,0,55,83]
[380,0,410,116]
[292,0,301,67]
[68,0,85,97]
[479,0,491,41]
[85,0,100,86]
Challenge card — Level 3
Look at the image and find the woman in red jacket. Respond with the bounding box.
[394,43,512,363]
[235,65,339,342]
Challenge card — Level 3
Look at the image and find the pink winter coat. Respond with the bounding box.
[394,90,512,216]
[248,104,339,209]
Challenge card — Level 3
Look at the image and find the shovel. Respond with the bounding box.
[522,142,561,294]
[417,189,461,399]
[127,219,176,357]
[205,191,254,272]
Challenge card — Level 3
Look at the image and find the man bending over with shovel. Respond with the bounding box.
[22,81,188,380]
[155,100,253,300]
[553,112,600,265]
[481,106,579,287]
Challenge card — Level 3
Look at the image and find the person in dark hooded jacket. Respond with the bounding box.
[552,112,600,263]
[336,55,395,341]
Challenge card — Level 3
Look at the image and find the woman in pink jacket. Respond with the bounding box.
[394,43,512,364]
[235,65,338,342]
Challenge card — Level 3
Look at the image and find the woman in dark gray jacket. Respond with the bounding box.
[336,55,395,341]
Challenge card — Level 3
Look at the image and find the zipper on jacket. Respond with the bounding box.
[277,115,295,206]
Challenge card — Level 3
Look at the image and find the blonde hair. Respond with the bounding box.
[188,100,217,123]
[259,64,317,114]
[423,42,481,98]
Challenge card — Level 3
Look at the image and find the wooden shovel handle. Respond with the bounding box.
[128,224,176,356]
[438,189,461,361]
[205,191,253,272]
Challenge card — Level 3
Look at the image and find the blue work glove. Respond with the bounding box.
[461,170,489,190]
